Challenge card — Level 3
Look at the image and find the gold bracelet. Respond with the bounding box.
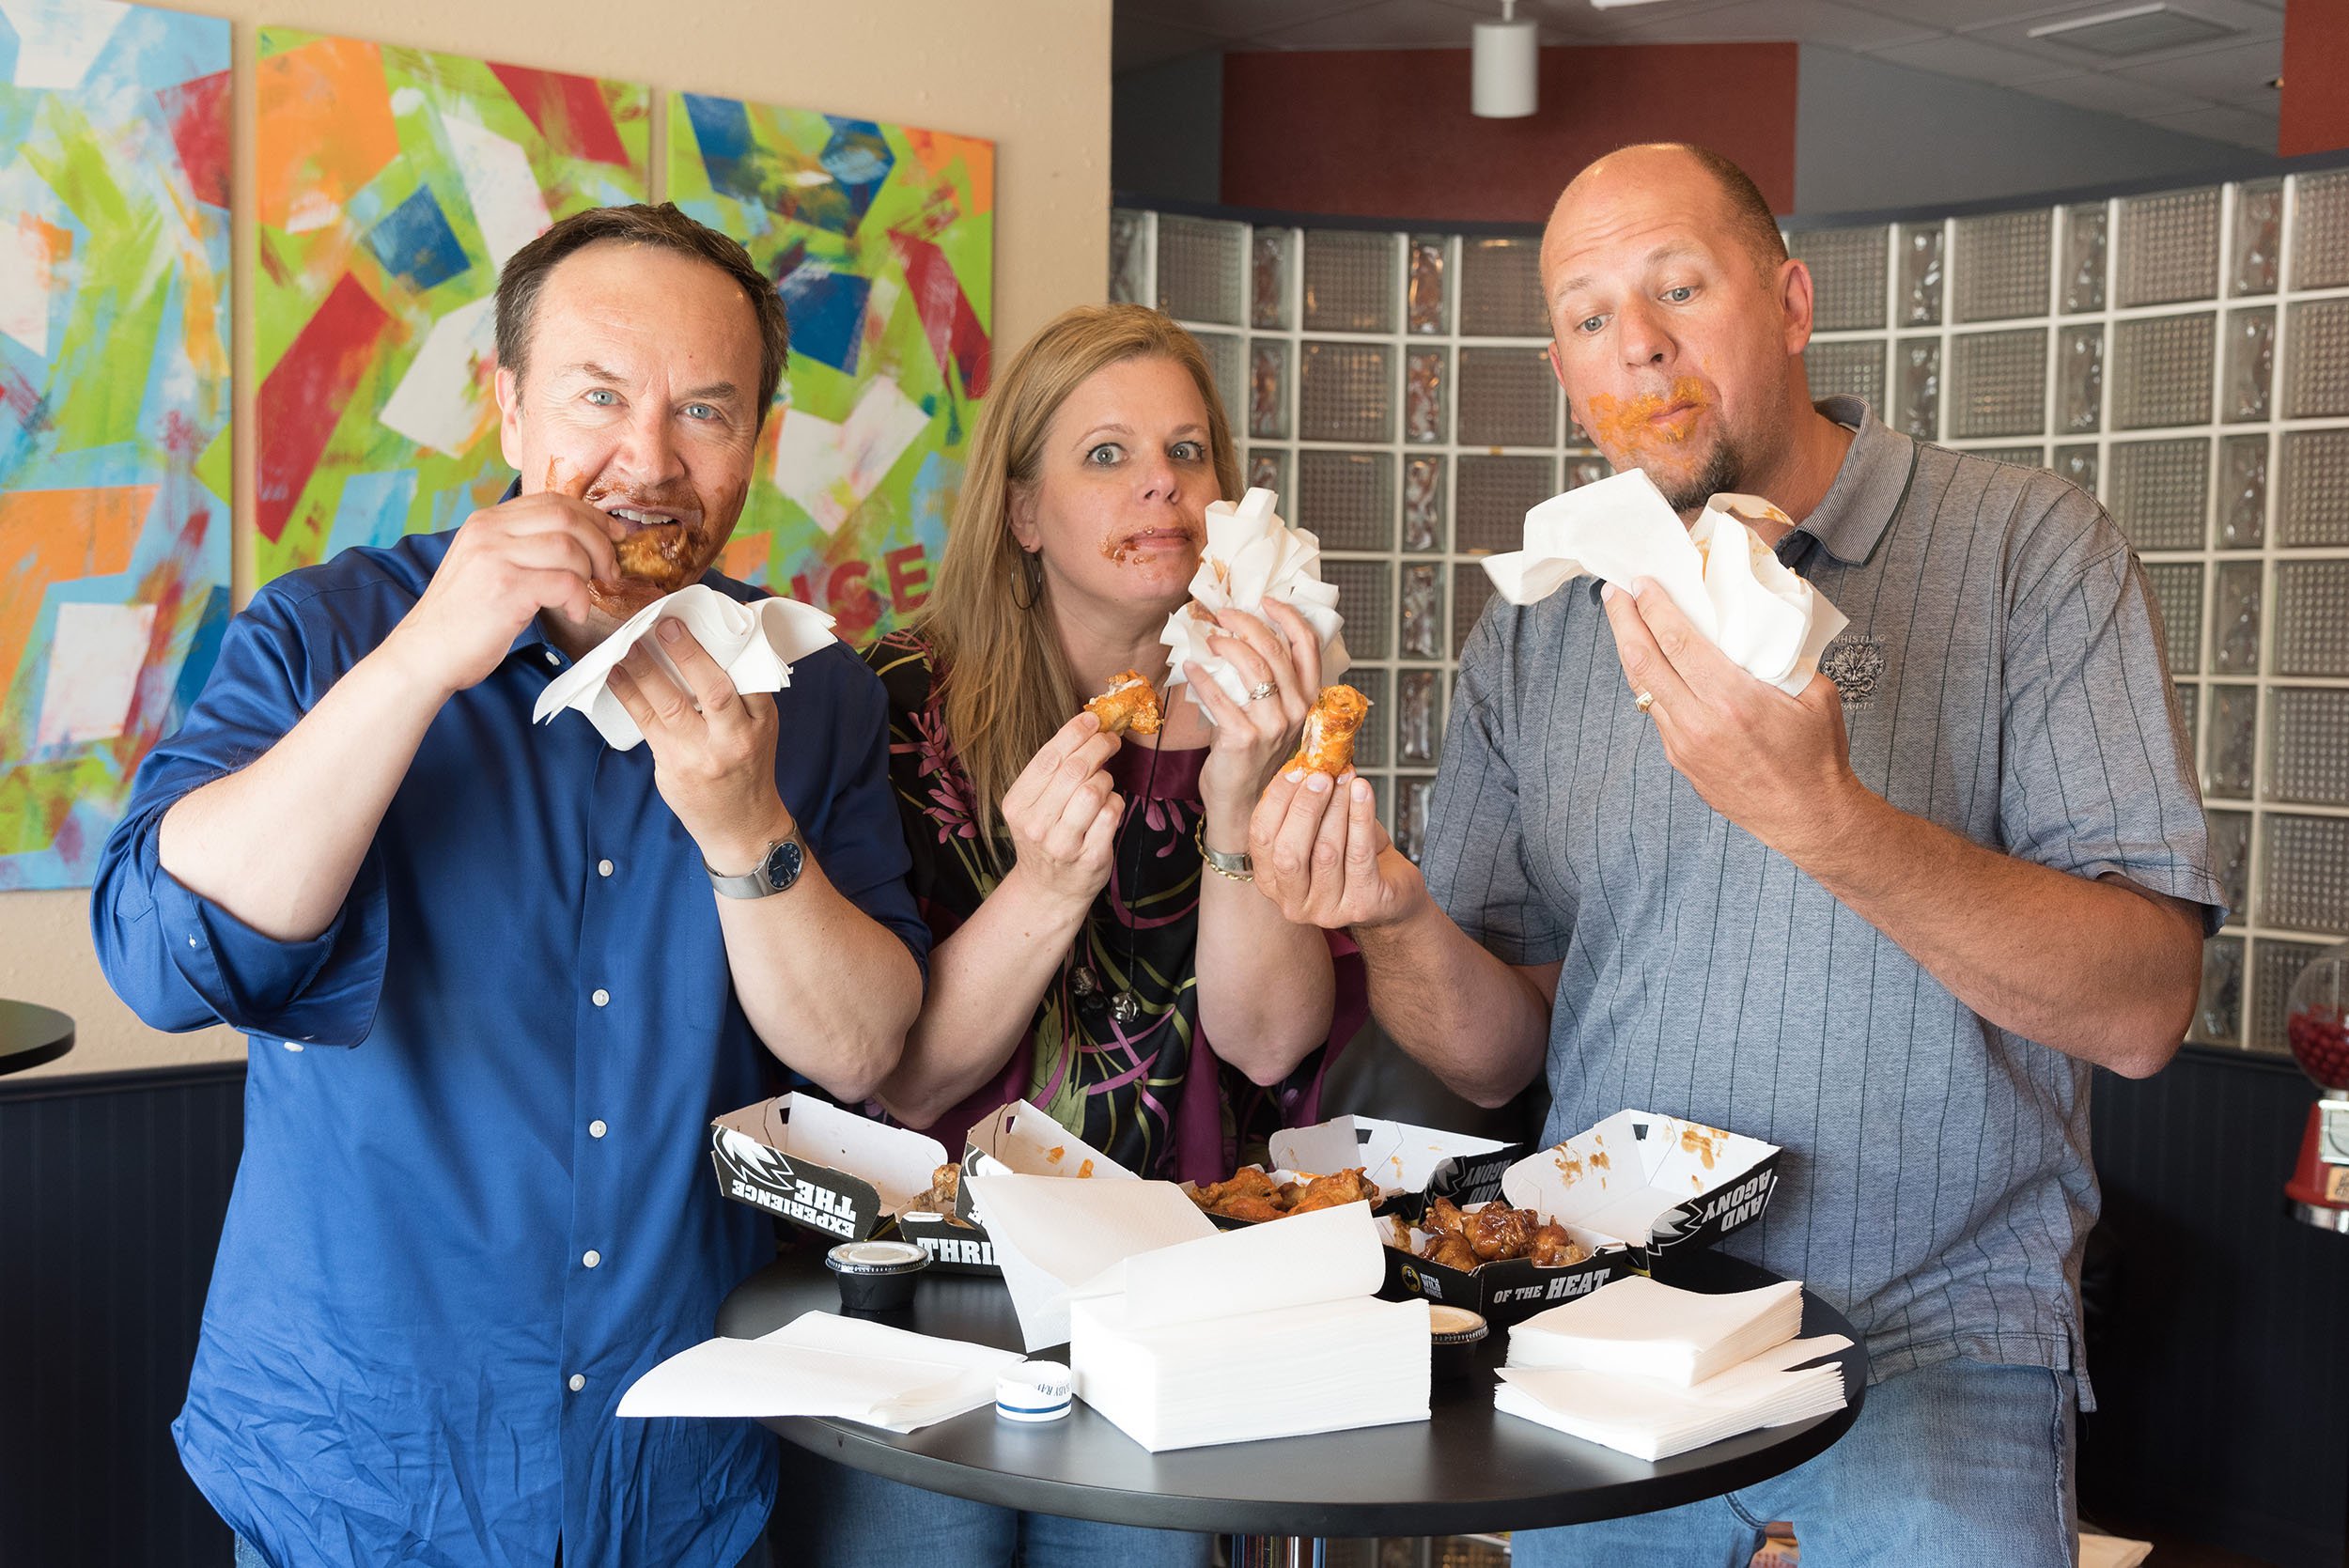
[1194,817,1254,882]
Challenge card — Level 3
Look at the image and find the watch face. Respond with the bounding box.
[762,837,804,893]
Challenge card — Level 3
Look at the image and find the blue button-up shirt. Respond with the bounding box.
[90,529,927,1568]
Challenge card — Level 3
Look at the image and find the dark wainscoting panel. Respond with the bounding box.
[2085,1046,2349,1568]
[0,1062,245,1568]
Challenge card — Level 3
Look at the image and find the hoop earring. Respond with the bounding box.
[1009,549,1043,612]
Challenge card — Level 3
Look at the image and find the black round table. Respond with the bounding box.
[719,1237,1867,1556]
[0,1001,73,1076]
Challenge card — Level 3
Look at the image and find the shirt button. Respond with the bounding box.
[545,650,561,667]
[583,1250,602,1269]
[283,1041,303,1053]
[589,1120,608,1139]
[598,859,614,877]
[187,934,199,947]
[591,988,610,1007]
[568,1374,586,1392]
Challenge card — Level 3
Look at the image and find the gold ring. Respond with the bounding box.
[1246,681,1277,703]
[1634,690,1655,713]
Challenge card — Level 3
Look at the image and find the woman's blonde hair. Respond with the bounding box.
[912,303,1242,846]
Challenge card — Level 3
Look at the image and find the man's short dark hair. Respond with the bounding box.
[494,202,789,424]
[1674,145,1789,282]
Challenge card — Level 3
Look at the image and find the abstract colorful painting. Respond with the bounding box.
[0,0,230,890]
[242,31,649,582]
[671,95,992,642]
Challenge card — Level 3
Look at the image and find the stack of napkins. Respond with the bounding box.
[969,1174,1429,1452]
[1478,470,1847,695]
[1507,1276,1803,1384]
[614,1312,1024,1433]
[1160,487,1349,718]
[963,1172,1220,1349]
[534,583,839,749]
[1493,1275,1849,1461]
[1069,1202,1430,1452]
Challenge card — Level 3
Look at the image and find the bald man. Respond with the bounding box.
[1250,145,2222,1563]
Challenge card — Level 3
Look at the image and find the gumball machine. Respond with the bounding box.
[2284,939,2349,1232]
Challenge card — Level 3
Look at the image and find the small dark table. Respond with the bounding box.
[0,1001,73,1076]
[719,1239,1867,1558]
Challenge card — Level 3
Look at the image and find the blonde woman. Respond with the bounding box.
[797,305,1365,1568]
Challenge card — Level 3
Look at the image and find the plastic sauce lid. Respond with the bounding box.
[996,1361,1074,1422]
[1427,1306,1489,1343]
[825,1240,929,1276]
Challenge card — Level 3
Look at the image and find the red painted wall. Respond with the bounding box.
[2279,0,2348,156]
[1221,44,1798,224]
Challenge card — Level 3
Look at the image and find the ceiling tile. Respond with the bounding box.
[1857,31,2079,84]
[1423,0,1613,40]
[1604,0,1937,46]
[1248,0,1497,47]
[2140,101,2279,149]
[2014,68,2201,116]
[1509,0,1749,39]
[1843,0,2074,26]
[1114,11,1225,71]
[1976,0,2280,70]
[2108,35,2283,99]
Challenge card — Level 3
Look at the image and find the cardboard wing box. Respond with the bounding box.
[1184,1114,1524,1230]
[895,1099,1138,1276]
[709,1092,946,1243]
[1380,1109,1781,1327]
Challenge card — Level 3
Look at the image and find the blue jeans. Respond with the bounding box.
[782,1453,1212,1568]
[1510,1358,2078,1568]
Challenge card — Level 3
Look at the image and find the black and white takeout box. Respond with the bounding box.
[1378,1110,1781,1327]
[1270,1114,1525,1215]
[894,1099,1137,1277]
[709,1093,949,1244]
[1183,1115,1523,1230]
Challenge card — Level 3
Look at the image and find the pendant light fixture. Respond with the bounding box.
[1472,0,1538,118]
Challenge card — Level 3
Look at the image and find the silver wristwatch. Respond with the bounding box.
[707,835,805,899]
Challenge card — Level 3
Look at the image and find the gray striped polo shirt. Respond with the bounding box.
[1422,396,2225,1400]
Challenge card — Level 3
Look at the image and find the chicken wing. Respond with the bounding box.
[1529,1223,1587,1268]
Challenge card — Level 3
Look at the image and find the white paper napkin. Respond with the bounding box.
[1505,1275,1804,1386]
[1159,488,1350,719]
[962,1174,1219,1351]
[1494,1332,1852,1461]
[1479,471,1848,695]
[532,583,839,750]
[614,1311,1025,1431]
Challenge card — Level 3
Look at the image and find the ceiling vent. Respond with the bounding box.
[2028,4,2235,56]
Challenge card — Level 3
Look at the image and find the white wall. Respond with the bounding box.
[9,0,1113,1079]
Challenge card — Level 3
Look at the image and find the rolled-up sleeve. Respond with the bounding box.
[2001,514,2228,934]
[89,585,391,1045]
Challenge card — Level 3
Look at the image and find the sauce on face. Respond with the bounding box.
[1582,375,1712,454]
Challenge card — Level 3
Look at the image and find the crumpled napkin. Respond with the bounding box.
[532,583,838,750]
[1159,488,1350,720]
[1479,469,1849,695]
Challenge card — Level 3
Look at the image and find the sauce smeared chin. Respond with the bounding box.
[1582,375,1712,454]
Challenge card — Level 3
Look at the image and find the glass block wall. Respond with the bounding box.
[1109,171,2349,1058]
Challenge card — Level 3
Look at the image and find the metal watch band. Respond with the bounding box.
[706,835,802,899]
[1193,819,1253,881]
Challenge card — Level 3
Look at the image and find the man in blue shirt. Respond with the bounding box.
[91,204,927,1568]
